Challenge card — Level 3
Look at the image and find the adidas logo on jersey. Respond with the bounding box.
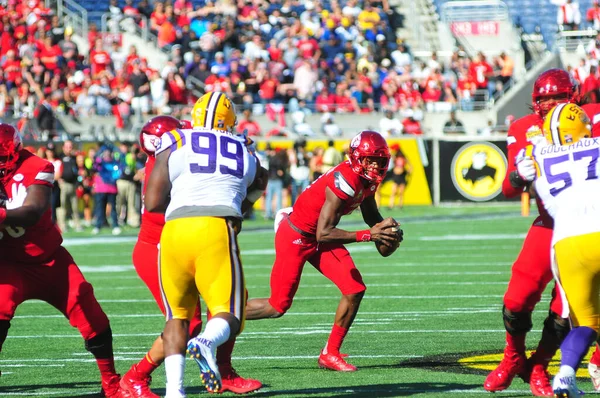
[292,238,304,245]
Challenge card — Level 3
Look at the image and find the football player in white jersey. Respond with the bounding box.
[145,92,267,398]
[519,103,597,397]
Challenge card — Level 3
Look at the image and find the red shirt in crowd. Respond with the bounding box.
[316,92,337,112]
[237,120,262,137]
[90,49,112,76]
[402,118,423,135]
[469,61,493,89]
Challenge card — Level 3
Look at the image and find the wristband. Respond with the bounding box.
[356,229,371,242]
[0,208,6,225]
[509,170,527,189]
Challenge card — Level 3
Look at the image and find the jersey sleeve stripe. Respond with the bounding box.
[35,171,55,184]
[334,171,355,197]
[170,129,186,149]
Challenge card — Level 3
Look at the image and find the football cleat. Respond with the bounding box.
[220,365,262,394]
[120,364,159,398]
[552,374,583,397]
[590,361,600,391]
[483,353,527,392]
[187,337,222,393]
[318,351,357,372]
[101,374,130,398]
[529,364,554,397]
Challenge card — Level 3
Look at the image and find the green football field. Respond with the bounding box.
[0,204,595,397]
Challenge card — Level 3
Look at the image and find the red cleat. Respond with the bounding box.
[318,351,357,372]
[219,365,262,394]
[120,364,159,398]
[528,364,553,397]
[483,353,526,392]
[102,374,130,398]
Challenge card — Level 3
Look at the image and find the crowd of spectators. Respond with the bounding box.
[0,0,520,139]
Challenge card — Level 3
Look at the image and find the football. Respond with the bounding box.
[376,240,399,257]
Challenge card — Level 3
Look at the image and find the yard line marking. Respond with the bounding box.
[418,233,526,241]
[20,295,503,305]
[6,329,538,339]
[13,309,500,319]
[77,262,511,273]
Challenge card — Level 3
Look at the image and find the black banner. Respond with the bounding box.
[425,139,518,202]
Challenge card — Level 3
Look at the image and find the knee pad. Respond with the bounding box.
[543,311,570,344]
[85,327,113,359]
[503,305,533,335]
[0,320,10,351]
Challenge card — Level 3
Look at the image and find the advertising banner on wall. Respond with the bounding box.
[437,139,511,202]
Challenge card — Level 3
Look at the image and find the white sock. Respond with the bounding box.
[198,317,231,348]
[164,354,186,396]
[553,365,576,389]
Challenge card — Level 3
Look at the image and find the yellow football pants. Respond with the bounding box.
[158,216,245,330]
[555,232,600,332]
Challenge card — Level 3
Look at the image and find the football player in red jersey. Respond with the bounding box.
[484,69,577,396]
[0,124,124,397]
[120,116,262,397]
[246,130,402,372]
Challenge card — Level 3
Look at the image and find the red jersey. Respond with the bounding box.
[289,161,377,235]
[0,150,62,264]
[582,103,600,137]
[137,156,164,245]
[502,113,554,223]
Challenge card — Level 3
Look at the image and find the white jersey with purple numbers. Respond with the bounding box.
[156,127,258,221]
[532,137,600,245]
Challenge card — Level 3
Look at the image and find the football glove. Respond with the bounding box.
[516,151,536,182]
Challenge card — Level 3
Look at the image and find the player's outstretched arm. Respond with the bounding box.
[0,185,51,229]
[144,148,172,213]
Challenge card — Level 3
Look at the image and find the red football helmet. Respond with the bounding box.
[0,124,22,182]
[532,68,577,117]
[139,115,186,156]
[348,130,391,183]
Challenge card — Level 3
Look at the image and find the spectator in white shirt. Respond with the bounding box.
[553,0,581,31]
[379,109,404,137]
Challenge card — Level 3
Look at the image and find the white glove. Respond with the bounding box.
[6,183,27,210]
[516,155,536,182]
[274,207,293,233]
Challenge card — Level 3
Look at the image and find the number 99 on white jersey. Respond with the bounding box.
[532,138,600,244]
[156,127,258,220]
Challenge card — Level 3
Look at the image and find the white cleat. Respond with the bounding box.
[187,336,221,393]
[553,372,583,397]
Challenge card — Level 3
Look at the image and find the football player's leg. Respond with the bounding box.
[486,218,554,392]
[207,290,262,394]
[43,247,121,396]
[159,219,199,397]
[553,235,600,396]
[246,220,316,320]
[190,218,247,393]
[0,265,26,361]
[310,244,365,372]
[124,241,165,397]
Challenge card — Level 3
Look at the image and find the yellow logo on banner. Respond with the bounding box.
[451,142,507,201]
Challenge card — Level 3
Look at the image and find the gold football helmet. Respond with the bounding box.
[191,92,237,133]
[543,103,591,145]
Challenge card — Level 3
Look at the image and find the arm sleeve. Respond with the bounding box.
[502,128,524,198]
[33,162,55,187]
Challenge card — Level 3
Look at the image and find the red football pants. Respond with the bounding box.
[268,220,367,314]
[0,246,110,341]
[132,239,202,334]
[504,216,563,315]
